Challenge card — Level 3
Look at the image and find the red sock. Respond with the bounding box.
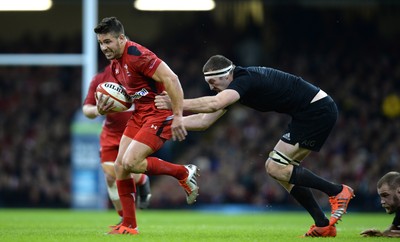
[145,157,187,180]
[116,178,137,228]
[117,210,123,217]
[136,174,147,186]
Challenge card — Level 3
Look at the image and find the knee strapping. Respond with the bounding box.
[107,181,120,201]
[268,150,300,166]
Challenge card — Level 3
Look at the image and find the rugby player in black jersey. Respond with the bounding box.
[156,54,355,237]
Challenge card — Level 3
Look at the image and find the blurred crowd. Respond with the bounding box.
[0,6,399,211]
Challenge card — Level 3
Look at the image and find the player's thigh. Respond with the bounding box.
[123,139,154,164]
[115,134,133,165]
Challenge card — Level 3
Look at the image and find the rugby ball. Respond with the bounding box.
[96,82,132,112]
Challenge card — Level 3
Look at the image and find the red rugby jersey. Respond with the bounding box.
[110,40,165,104]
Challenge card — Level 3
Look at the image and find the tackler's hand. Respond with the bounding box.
[171,115,187,142]
[155,91,172,110]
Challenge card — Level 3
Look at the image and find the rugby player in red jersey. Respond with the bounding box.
[82,65,152,226]
[94,17,199,235]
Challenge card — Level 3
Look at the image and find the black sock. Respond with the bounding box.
[290,186,329,227]
[289,166,342,196]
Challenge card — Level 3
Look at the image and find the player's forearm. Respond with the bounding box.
[183,96,221,113]
[164,79,184,117]
[184,110,226,131]
[82,104,100,119]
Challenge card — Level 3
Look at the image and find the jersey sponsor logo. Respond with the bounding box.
[283,132,290,141]
[151,124,158,130]
[131,88,149,100]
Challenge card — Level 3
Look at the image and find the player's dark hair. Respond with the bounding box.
[203,55,233,72]
[378,171,400,189]
[94,17,125,37]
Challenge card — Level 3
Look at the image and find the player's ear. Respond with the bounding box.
[118,34,125,43]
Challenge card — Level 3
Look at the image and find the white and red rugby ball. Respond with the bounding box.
[96,82,132,112]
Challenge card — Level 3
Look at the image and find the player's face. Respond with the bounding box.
[205,74,232,93]
[97,33,124,60]
[378,183,400,214]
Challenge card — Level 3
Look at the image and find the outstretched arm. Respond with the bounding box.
[183,110,227,131]
[361,224,400,237]
[155,89,240,113]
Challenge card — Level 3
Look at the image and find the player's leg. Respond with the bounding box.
[100,145,123,227]
[108,135,139,235]
[131,173,152,209]
[101,146,151,221]
[122,136,199,205]
[270,96,354,226]
[267,141,343,196]
[265,142,352,235]
[265,143,332,230]
[123,117,199,205]
[102,162,151,215]
[101,162,123,219]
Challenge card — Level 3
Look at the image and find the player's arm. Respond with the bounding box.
[383,224,400,237]
[83,95,114,117]
[83,71,114,117]
[183,110,226,131]
[155,89,240,113]
[384,210,400,237]
[152,61,184,117]
[82,103,101,119]
[360,228,384,237]
[183,89,239,113]
[152,61,187,141]
[83,76,102,118]
[360,224,400,237]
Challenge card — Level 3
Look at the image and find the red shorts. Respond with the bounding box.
[99,130,122,163]
[124,104,173,152]
[98,111,130,163]
[100,145,119,163]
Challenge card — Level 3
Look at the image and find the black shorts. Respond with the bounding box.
[280,96,338,152]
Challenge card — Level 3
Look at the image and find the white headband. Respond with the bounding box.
[204,65,233,80]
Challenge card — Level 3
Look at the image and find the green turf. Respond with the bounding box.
[0,209,392,241]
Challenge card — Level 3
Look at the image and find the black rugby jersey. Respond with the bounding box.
[227,66,320,114]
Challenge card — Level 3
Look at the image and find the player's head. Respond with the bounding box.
[377,171,400,214]
[94,17,127,60]
[203,55,235,93]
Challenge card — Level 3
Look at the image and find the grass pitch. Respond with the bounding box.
[0,209,392,241]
